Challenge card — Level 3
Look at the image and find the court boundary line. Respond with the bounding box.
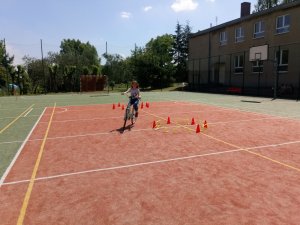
[0,104,34,134]
[184,99,300,122]
[144,110,300,174]
[0,109,298,146]
[23,108,33,117]
[158,97,300,122]
[0,126,182,146]
[0,107,46,186]
[0,114,40,120]
[2,140,300,186]
[17,103,56,225]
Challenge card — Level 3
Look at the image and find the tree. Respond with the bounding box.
[102,53,126,84]
[172,21,191,82]
[131,34,175,88]
[0,40,14,94]
[23,56,46,94]
[15,65,30,94]
[60,39,100,66]
[63,66,76,92]
[91,65,100,75]
[59,39,100,91]
[253,0,294,12]
[48,64,59,92]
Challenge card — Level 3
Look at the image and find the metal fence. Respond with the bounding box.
[188,43,300,100]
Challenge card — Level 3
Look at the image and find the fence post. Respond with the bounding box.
[192,59,195,90]
[242,51,246,94]
[198,59,201,91]
[229,54,232,86]
[297,73,300,101]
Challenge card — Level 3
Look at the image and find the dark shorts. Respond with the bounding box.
[129,98,139,111]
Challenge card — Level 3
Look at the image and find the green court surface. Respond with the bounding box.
[0,91,299,178]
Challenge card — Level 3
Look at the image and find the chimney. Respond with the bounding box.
[241,2,251,18]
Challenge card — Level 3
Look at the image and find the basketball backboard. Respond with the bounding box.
[249,45,268,61]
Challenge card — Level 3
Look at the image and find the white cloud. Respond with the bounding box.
[171,0,198,12]
[143,6,153,12]
[5,44,24,65]
[120,11,132,19]
[206,0,215,2]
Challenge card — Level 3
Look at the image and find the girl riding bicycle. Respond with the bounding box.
[123,80,141,117]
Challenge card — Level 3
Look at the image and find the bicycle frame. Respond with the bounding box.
[123,96,138,130]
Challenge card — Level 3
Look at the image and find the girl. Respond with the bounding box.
[123,81,141,117]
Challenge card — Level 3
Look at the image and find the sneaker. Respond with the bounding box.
[135,112,138,117]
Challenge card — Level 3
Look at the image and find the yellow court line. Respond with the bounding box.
[0,104,35,134]
[17,103,56,225]
[144,110,300,173]
[245,150,300,172]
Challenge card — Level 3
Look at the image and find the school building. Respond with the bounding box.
[188,1,300,98]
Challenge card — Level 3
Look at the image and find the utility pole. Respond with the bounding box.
[40,39,46,94]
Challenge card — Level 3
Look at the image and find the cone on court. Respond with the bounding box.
[141,102,144,109]
[112,104,116,110]
[196,124,201,133]
[203,120,208,128]
[122,105,125,110]
[167,116,171,124]
[191,117,195,125]
[118,102,121,107]
[152,120,157,129]
[146,102,150,108]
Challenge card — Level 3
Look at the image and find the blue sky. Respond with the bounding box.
[1,0,257,65]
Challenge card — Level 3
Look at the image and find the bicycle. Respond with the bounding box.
[122,94,140,130]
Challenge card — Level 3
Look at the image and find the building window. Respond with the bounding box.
[219,31,227,46]
[254,21,265,38]
[234,55,244,73]
[275,50,289,72]
[252,60,264,73]
[235,27,245,43]
[276,15,290,34]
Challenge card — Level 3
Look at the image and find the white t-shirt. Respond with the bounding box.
[126,88,140,98]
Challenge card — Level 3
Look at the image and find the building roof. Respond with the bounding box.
[190,1,300,38]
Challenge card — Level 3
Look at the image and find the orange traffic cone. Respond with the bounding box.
[196,124,201,133]
[191,117,195,125]
[118,102,120,107]
[146,102,150,108]
[112,104,116,110]
[122,105,125,110]
[141,102,144,109]
[167,116,171,124]
[152,121,157,129]
[203,120,208,128]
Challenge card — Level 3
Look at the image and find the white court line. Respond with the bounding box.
[39,116,124,124]
[37,108,230,124]
[23,108,33,117]
[0,140,24,146]
[0,125,181,146]
[56,107,68,114]
[0,113,298,146]
[3,140,300,186]
[173,99,300,122]
[0,108,47,187]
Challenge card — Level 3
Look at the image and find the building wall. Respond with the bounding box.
[189,2,300,95]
